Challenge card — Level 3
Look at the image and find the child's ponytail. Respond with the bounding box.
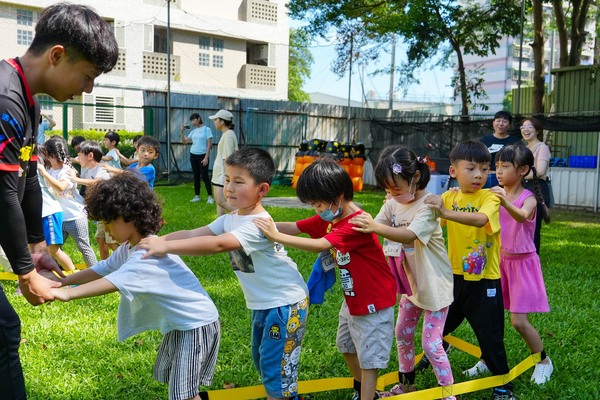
[531,167,551,224]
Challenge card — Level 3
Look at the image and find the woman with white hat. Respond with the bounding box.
[209,109,239,216]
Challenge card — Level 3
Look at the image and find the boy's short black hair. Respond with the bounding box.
[449,139,491,165]
[29,3,118,73]
[104,131,120,147]
[296,157,354,204]
[78,140,103,162]
[71,135,86,149]
[494,110,512,123]
[132,135,143,144]
[85,172,163,237]
[225,148,275,185]
[137,136,160,154]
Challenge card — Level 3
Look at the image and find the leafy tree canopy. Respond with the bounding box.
[288,28,314,102]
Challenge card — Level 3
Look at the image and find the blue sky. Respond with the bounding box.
[301,35,455,103]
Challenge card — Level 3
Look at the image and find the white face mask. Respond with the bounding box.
[391,178,416,204]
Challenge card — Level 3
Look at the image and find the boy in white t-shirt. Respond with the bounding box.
[139,148,309,400]
[53,172,220,400]
[101,131,122,172]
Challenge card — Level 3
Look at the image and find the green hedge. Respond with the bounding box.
[47,129,143,158]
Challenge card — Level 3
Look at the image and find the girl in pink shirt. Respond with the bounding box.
[492,144,553,385]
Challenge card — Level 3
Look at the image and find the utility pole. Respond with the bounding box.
[166,0,172,183]
[389,34,396,111]
[347,33,353,142]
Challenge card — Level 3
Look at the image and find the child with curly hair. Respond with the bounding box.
[53,172,220,400]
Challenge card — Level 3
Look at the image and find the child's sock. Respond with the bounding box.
[400,370,416,385]
[354,378,361,393]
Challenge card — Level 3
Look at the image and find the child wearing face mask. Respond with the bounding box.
[254,157,396,400]
[349,146,455,399]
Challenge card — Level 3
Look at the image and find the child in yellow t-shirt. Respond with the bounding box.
[424,139,515,400]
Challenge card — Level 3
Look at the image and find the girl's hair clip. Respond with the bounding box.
[392,163,402,174]
[417,156,429,164]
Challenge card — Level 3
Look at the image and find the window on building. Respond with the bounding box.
[199,36,210,50]
[213,39,224,52]
[213,55,223,68]
[247,43,269,66]
[95,96,116,123]
[17,9,33,26]
[17,30,33,46]
[198,53,210,66]
[154,27,168,54]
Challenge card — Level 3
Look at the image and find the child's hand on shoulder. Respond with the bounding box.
[424,194,445,217]
[349,212,376,233]
[490,186,507,206]
[138,236,168,258]
[253,217,277,241]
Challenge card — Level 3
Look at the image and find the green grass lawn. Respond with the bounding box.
[5,182,600,399]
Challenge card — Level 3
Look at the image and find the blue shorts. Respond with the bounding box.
[42,213,64,245]
[251,297,309,398]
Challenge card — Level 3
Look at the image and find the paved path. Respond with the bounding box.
[262,197,312,209]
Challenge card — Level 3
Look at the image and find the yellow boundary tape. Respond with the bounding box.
[206,335,541,400]
[2,267,539,399]
[0,263,86,281]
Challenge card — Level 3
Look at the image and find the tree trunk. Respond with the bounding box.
[451,43,469,118]
[552,0,569,67]
[531,0,545,114]
[567,0,592,66]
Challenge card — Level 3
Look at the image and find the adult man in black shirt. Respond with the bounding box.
[480,111,523,188]
[0,4,118,398]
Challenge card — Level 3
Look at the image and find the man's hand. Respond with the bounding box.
[18,269,60,306]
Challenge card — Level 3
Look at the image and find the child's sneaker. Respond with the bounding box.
[491,386,516,400]
[531,357,553,384]
[206,196,215,204]
[463,360,490,377]
[190,195,200,203]
[379,384,416,397]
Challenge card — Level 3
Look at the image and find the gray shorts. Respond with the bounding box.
[154,321,221,400]
[336,301,394,370]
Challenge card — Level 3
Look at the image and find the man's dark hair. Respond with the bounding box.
[494,110,513,124]
[225,148,275,185]
[85,172,163,237]
[296,157,354,204]
[78,140,103,162]
[449,140,491,164]
[104,131,120,147]
[137,136,160,154]
[29,3,119,73]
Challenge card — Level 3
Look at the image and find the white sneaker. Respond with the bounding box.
[463,360,490,377]
[531,357,553,384]
[206,196,214,204]
[190,196,200,203]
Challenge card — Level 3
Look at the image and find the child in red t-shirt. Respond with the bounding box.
[254,157,396,400]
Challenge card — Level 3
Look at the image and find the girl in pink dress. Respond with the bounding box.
[492,144,553,385]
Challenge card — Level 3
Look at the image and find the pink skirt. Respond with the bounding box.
[388,255,412,297]
[500,252,550,313]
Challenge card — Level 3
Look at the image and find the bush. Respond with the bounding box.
[46,129,143,158]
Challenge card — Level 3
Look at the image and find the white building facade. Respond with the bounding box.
[0,0,290,131]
